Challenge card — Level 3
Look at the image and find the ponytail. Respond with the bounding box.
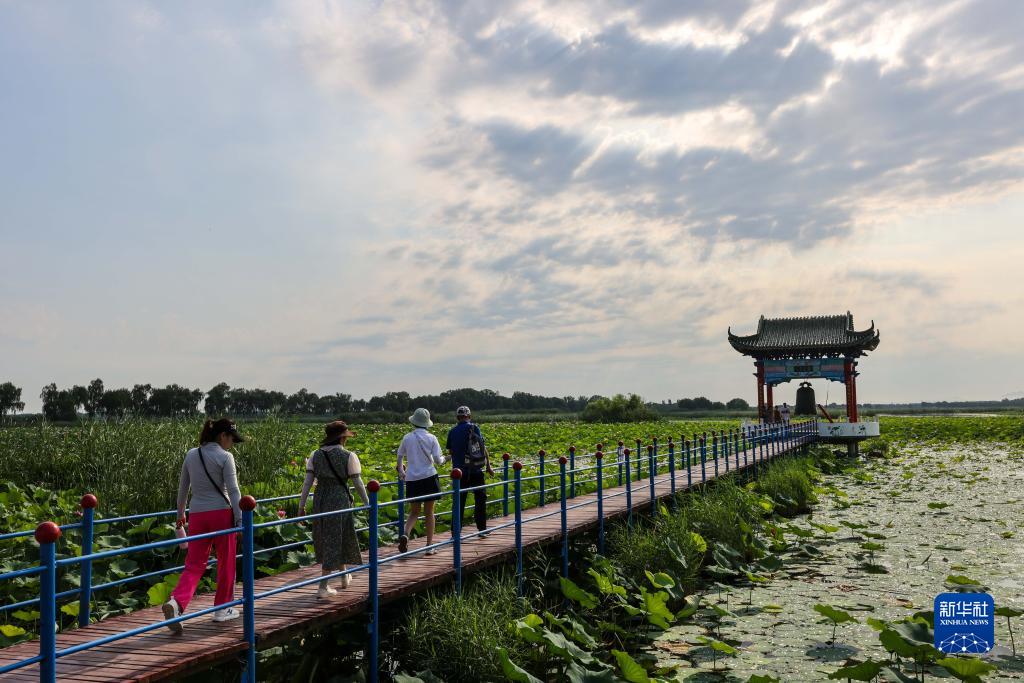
[199,418,215,445]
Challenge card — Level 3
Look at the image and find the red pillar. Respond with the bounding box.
[850,361,859,422]
[843,359,858,422]
[766,384,774,421]
[755,362,766,422]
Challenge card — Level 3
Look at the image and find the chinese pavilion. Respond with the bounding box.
[728,312,880,423]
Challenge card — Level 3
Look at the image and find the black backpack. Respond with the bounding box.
[466,424,486,467]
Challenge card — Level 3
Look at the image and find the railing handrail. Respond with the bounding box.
[0,419,820,682]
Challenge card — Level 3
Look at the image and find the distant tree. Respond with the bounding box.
[0,382,25,419]
[205,382,231,416]
[82,378,105,419]
[581,394,660,423]
[149,384,203,418]
[70,385,89,412]
[98,388,133,419]
[40,383,80,421]
[319,392,352,416]
[375,391,412,413]
[284,388,320,415]
[676,396,714,411]
[726,398,749,410]
[130,384,152,416]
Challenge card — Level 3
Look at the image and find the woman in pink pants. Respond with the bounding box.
[162,418,244,633]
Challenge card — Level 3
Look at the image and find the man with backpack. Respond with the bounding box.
[445,405,493,535]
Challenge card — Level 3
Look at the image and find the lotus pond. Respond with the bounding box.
[649,437,1024,681]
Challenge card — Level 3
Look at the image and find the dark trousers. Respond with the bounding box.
[458,468,487,531]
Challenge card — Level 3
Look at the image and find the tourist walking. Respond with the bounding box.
[780,402,792,423]
[396,408,445,555]
[298,420,370,599]
[163,418,244,633]
[445,406,493,534]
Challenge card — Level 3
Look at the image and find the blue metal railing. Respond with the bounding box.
[0,420,819,682]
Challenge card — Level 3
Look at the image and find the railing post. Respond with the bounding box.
[616,442,623,487]
[538,450,546,507]
[366,481,380,683]
[78,493,97,628]
[667,438,676,499]
[396,478,405,545]
[647,444,656,513]
[240,495,257,683]
[700,433,707,483]
[502,453,510,518]
[722,429,730,472]
[734,430,740,469]
[568,446,576,498]
[623,448,633,528]
[36,522,60,683]
[652,436,659,476]
[685,439,692,488]
[559,456,568,578]
[450,469,462,593]
[635,439,642,480]
[743,427,749,468]
[596,450,605,554]
[513,462,524,596]
[712,432,719,478]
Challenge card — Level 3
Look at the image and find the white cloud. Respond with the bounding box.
[2,0,1022,407]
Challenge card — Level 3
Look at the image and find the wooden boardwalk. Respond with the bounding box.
[0,442,802,681]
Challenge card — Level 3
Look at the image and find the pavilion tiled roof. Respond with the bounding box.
[728,312,880,358]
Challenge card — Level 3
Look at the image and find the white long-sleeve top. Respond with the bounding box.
[176,442,241,524]
[396,428,445,482]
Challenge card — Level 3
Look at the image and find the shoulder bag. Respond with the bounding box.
[198,445,232,508]
[318,448,349,486]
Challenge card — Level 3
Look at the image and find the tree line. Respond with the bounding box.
[0,380,599,421]
[0,379,758,423]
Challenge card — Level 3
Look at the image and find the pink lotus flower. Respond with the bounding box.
[277,509,286,519]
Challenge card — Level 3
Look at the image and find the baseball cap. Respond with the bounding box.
[210,418,245,443]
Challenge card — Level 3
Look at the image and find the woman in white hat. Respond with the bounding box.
[396,408,445,555]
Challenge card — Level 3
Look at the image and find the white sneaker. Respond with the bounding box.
[336,574,351,589]
[317,583,338,599]
[212,606,240,622]
[162,598,183,634]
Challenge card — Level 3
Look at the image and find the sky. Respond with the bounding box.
[2,0,1023,412]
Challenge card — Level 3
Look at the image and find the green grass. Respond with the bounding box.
[683,479,764,563]
[755,456,818,516]
[401,573,527,682]
[608,512,705,593]
[0,417,746,523]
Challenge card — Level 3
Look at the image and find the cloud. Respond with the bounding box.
[3,0,1023,407]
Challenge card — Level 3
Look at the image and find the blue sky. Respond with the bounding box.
[2,0,1022,411]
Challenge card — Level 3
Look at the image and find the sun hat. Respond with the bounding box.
[409,408,433,429]
[456,406,471,417]
[322,420,356,446]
